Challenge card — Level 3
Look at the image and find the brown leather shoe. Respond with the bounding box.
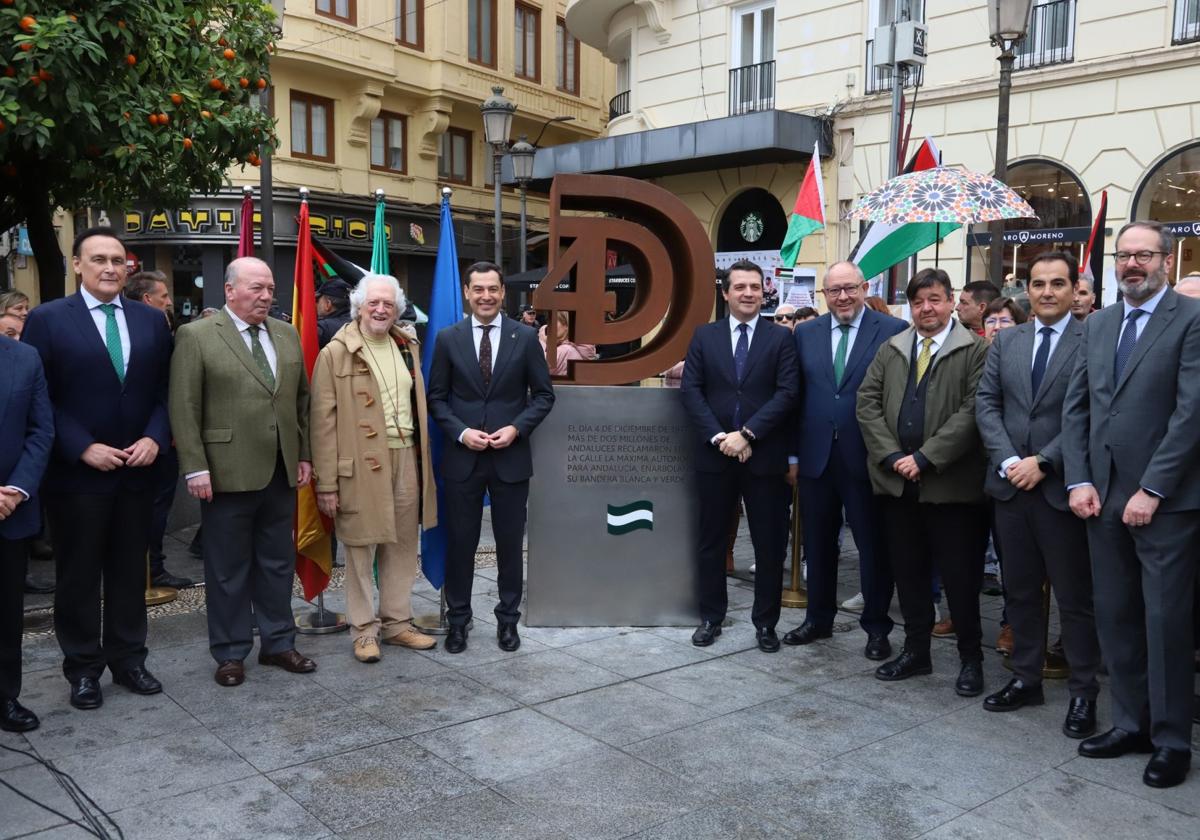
[215,660,244,687]
[258,649,317,673]
[932,618,955,639]
[995,624,1014,656]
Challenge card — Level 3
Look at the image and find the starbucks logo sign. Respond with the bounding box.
[740,212,764,243]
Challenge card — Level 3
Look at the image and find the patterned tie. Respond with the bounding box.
[1113,309,1143,382]
[914,337,933,384]
[1030,325,1054,396]
[732,323,749,428]
[833,324,850,388]
[249,325,275,389]
[98,303,124,383]
[478,324,493,389]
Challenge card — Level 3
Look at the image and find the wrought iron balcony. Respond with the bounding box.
[729,60,776,116]
[1013,0,1075,70]
[1173,0,1200,44]
[609,90,630,121]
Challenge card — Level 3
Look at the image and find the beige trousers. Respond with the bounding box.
[343,446,419,640]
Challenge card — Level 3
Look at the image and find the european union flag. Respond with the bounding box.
[419,191,463,590]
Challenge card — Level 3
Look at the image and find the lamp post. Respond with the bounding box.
[509,136,536,275]
[480,86,517,267]
[987,0,1033,288]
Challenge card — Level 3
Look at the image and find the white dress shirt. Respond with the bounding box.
[830,306,866,360]
[999,313,1073,477]
[728,314,760,355]
[913,319,953,359]
[471,314,502,371]
[80,286,130,372]
[225,306,277,377]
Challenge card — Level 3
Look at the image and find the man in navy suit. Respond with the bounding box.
[22,227,173,710]
[681,259,798,652]
[426,262,555,654]
[783,262,906,659]
[0,334,53,732]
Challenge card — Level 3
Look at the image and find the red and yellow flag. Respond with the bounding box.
[292,197,333,600]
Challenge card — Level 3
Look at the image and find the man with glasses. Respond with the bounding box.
[783,262,905,660]
[1063,221,1200,788]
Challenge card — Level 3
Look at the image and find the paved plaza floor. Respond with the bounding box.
[5,518,1200,839]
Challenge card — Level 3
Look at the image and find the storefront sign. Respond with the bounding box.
[1161,221,1200,238]
[966,225,1103,246]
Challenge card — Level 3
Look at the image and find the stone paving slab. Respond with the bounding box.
[535,681,720,747]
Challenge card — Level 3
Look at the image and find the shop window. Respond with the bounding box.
[290,91,334,163]
[1134,143,1200,279]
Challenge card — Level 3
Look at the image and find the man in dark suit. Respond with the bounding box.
[426,261,555,654]
[0,334,53,732]
[976,251,1101,736]
[22,227,173,710]
[783,261,905,660]
[1063,221,1200,789]
[680,259,798,653]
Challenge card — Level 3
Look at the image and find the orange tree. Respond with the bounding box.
[0,1,277,301]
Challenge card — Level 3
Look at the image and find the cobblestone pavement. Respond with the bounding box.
[5,517,1199,839]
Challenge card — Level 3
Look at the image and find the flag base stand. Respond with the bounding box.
[780,485,808,609]
[295,593,348,635]
[414,589,473,636]
[145,557,177,606]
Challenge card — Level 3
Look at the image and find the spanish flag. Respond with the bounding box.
[292,196,334,600]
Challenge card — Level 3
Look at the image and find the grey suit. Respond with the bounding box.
[1062,287,1200,749]
[976,318,1100,698]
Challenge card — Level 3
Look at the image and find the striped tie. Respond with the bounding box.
[98,303,124,383]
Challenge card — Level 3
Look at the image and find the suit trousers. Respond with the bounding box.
[343,446,420,641]
[148,447,179,574]
[0,537,26,700]
[800,446,894,637]
[994,491,1100,698]
[881,496,988,661]
[443,451,527,627]
[1088,502,1199,750]
[47,490,152,681]
[202,457,297,663]
[697,464,789,629]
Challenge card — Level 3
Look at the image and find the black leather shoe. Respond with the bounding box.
[1144,748,1191,788]
[151,571,195,589]
[497,622,520,652]
[691,621,722,647]
[983,678,1044,712]
[445,626,468,654]
[956,660,984,697]
[1062,697,1097,739]
[112,666,163,695]
[864,634,892,661]
[875,650,932,681]
[757,627,780,653]
[69,677,103,710]
[0,698,39,733]
[23,574,54,594]
[1078,727,1154,758]
[782,621,832,646]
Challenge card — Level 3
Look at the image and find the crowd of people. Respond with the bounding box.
[1,220,1196,796]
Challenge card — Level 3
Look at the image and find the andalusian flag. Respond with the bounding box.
[607,501,654,535]
[292,195,334,601]
[779,142,826,269]
[849,137,958,280]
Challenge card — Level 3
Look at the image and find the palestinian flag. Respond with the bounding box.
[849,137,958,281]
[607,500,653,535]
[1081,190,1107,303]
[780,142,825,269]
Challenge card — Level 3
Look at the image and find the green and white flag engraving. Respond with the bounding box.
[607,500,653,535]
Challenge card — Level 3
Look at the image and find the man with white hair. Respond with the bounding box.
[1174,272,1200,300]
[169,257,317,687]
[311,275,439,662]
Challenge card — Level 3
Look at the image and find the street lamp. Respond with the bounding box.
[480,86,517,267]
[509,136,536,274]
[987,0,1033,288]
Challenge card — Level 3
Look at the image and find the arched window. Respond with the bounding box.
[716,187,788,252]
[1132,143,1200,281]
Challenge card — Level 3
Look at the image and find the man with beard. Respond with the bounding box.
[1063,221,1200,788]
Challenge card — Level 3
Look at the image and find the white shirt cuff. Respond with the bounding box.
[184,470,210,481]
[3,486,29,501]
[1066,482,1093,491]
[998,456,1020,478]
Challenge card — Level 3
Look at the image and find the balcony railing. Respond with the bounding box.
[1013,0,1075,70]
[864,38,924,95]
[729,60,776,116]
[608,90,630,121]
[1173,0,1200,44]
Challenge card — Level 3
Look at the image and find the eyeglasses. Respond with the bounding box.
[823,285,862,298]
[1112,250,1168,265]
[983,316,1015,328]
[774,313,796,322]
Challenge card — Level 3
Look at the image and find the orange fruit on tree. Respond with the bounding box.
[239,77,249,88]
[170,93,183,106]
[159,113,170,125]
[37,68,51,82]
[200,110,213,119]
[29,74,39,86]
[19,43,32,52]
[218,37,227,46]
[1,0,15,7]
[256,78,267,89]
[148,113,158,126]
[126,54,137,65]
[208,78,223,90]
[223,48,235,60]
[183,137,193,150]
[18,15,36,32]
[117,19,126,28]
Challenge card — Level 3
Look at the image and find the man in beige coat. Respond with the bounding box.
[311,275,438,663]
[169,257,316,687]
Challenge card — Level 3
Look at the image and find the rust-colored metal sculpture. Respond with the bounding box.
[533,174,715,385]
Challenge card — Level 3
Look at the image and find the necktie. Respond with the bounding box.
[479,324,493,389]
[732,323,749,428]
[98,303,124,383]
[833,324,850,387]
[1113,309,1143,382]
[249,325,276,389]
[915,337,933,384]
[1030,325,1054,396]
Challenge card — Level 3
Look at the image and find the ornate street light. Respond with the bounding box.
[509,136,536,275]
[987,0,1033,287]
[480,86,517,266]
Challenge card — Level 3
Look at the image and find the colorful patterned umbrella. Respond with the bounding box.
[847,166,1037,226]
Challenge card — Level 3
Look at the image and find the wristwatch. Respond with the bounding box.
[740,426,756,441]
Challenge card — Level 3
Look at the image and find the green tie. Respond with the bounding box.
[98,303,124,383]
[249,325,276,389]
[833,324,850,387]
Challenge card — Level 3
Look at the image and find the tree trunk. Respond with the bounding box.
[21,175,66,303]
